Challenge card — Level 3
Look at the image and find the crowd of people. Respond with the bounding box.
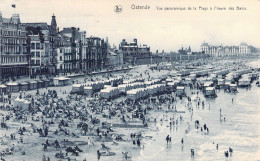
[0,58,259,161]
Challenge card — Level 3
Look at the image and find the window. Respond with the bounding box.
[60,56,62,61]
[31,52,35,57]
[36,52,40,57]
[36,60,40,65]
[36,43,41,49]
[31,43,35,49]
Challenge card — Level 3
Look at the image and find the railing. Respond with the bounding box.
[1,62,28,65]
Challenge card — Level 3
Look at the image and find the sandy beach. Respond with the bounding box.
[1,57,260,161]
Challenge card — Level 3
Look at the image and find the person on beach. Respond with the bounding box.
[166,135,170,144]
[41,154,46,161]
[224,151,229,157]
[191,149,194,158]
[137,139,141,147]
[229,147,233,156]
[216,144,218,150]
[97,150,101,161]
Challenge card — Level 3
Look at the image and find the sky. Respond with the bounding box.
[0,0,260,52]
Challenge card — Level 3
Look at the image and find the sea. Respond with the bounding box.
[133,59,260,161]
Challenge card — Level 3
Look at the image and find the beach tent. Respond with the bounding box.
[23,100,31,110]
[14,98,31,110]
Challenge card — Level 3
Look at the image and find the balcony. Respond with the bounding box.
[1,62,28,66]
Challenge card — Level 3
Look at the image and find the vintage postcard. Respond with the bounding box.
[0,0,260,161]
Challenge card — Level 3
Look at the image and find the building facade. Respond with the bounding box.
[56,27,86,74]
[23,14,58,76]
[107,48,123,68]
[0,13,29,80]
[201,42,256,56]
[25,24,52,76]
[82,37,108,72]
[119,39,151,64]
[0,11,128,79]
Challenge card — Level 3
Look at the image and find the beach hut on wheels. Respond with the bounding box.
[176,86,185,96]
[28,81,37,90]
[166,82,175,93]
[19,82,29,91]
[37,80,44,89]
[71,84,84,94]
[216,79,225,89]
[0,85,7,95]
[230,84,238,92]
[100,87,120,100]
[53,77,71,86]
[84,86,93,97]
[42,79,50,88]
[224,82,231,92]
[238,78,251,87]
[127,90,137,101]
[6,82,19,93]
[204,87,217,97]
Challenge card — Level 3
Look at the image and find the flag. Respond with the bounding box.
[12,4,16,8]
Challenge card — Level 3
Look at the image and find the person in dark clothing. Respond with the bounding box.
[137,139,141,147]
[97,128,100,136]
[133,140,136,145]
[166,135,169,144]
[97,150,101,161]
[229,147,233,156]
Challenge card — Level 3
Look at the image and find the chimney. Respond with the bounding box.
[133,38,137,44]
[12,14,20,24]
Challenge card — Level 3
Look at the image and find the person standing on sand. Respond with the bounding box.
[137,139,141,147]
[97,150,101,161]
[42,155,46,161]
[166,135,169,144]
